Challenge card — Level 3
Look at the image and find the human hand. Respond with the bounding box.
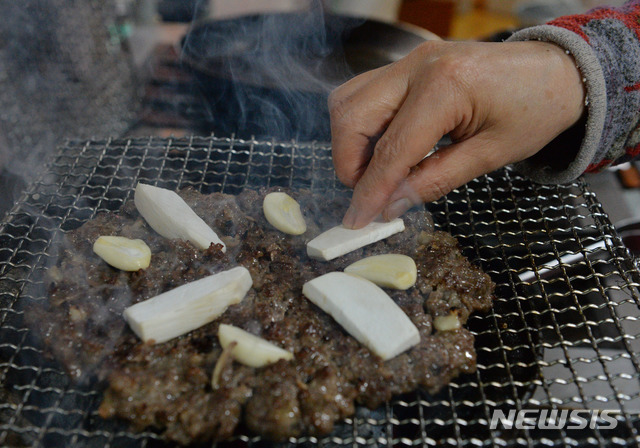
[329,40,585,229]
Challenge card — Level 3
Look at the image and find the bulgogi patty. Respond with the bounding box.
[28,188,495,445]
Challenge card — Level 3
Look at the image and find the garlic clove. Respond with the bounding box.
[218,324,293,368]
[433,313,462,332]
[302,272,420,360]
[134,182,226,252]
[93,236,151,271]
[263,192,307,235]
[307,219,405,261]
[123,266,252,344]
[344,254,417,290]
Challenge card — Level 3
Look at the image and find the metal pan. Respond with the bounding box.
[179,12,439,141]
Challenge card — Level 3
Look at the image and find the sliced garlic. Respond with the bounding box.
[302,272,420,360]
[307,218,405,261]
[92,236,151,271]
[123,266,252,344]
[134,183,226,252]
[433,313,461,332]
[218,324,293,368]
[263,192,307,235]
[344,254,417,290]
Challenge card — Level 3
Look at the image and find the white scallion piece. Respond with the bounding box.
[262,192,307,235]
[306,219,405,261]
[134,182,225,252]
[302,272,420,360]
[344,254,417,290]
[123,266,252,344]
[92,236,151,271]
[218,324,293,367]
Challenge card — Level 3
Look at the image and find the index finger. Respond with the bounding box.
[329,65,409,189]
[343,82,457,229]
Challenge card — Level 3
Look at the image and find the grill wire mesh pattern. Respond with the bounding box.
[1,136,640,448]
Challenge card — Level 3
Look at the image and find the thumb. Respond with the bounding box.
[381,135,511,220]
[342,78,465,228]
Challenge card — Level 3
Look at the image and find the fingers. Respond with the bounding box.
[329,64,410,189]
[329,65,384,103]
[342,77,462,229]
[380,136,507,221]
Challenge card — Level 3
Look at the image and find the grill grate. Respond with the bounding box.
[1,135,640,447]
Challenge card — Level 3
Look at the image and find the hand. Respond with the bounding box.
[329,40,585,229]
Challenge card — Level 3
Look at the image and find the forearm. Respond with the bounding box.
[507,1,640,182]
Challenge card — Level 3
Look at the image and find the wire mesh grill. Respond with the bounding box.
[1,135,640,448]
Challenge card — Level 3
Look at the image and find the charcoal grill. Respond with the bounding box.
[1,135,640,447]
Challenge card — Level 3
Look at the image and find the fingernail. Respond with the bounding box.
[383,198,412,221]
[343,205,358,229]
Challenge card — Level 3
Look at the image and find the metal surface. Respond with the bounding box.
[179,13,438,141]
[1,135,640,447]
[181,13,437,89]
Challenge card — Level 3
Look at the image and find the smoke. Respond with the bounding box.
[181,1,362,141]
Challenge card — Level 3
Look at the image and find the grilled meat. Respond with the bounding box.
[27,188,494,445]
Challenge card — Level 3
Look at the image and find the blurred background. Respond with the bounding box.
[159,0,628,39]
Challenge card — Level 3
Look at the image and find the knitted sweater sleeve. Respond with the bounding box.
[506,1,640,184]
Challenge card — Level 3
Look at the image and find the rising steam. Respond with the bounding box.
[181,1,362,141]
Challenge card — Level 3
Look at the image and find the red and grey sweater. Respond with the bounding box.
[508,1,640,183]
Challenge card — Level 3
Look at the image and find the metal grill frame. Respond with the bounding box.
[1,135,640,448]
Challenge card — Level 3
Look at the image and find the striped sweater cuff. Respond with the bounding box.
[507,25,606,184]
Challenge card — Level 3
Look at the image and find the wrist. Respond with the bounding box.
[537,41,587,130]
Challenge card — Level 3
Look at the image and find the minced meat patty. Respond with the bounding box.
[26,188,494,445]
